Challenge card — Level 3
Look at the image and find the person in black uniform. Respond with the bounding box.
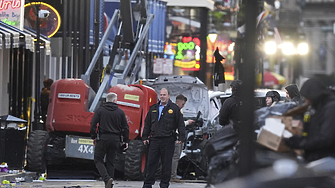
[284,77,335,162]
[265,90,281,107]
[285,84,303,105]
[219,80,242,131]
[90,92,129,188]
[142,88,186,188]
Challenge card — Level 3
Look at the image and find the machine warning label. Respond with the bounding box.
[58,93,81,99]
[79,138,94,145]
[124,94,139,101]
[65,135,94,160]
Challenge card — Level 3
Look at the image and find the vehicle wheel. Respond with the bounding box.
[124,140,147,180]
[25,130,50,172]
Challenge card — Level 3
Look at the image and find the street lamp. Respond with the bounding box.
[166,25,173,40]
[34,2,42,129]
[208,28,218,45]
[30,2,52,129]
[208,28,218,63]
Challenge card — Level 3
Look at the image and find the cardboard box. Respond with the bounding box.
[270,116,292,130]
[257,128,283,151]
[257,117,289,152]
[257,116,304,153]
[269,116,303,136]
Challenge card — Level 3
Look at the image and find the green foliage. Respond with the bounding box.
[212,11,225,20]
[209,10,228,30]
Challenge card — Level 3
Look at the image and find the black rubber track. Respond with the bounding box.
[124,140,147,180]
[26,130,50,172]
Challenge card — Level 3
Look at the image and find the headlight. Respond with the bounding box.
[281,42,295,55]
[298,43,308,55]
[265,41,277,54]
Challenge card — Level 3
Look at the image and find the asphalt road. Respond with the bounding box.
[11,180,209,188]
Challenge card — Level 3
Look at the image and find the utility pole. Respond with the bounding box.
[239,0,258,177]
[34,2,41,130]
[199,7,209,85]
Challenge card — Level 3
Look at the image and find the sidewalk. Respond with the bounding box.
[0,171,37,183]
[1,180,208,188]
[0,171,208,188]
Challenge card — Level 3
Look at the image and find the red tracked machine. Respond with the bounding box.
[25,0,158,180]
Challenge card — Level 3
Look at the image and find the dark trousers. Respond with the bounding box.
[94,135,120,183]
[143,137,175,188]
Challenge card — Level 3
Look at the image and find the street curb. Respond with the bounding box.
[0,172,37,183]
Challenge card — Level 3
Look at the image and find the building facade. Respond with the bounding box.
[300,0,335,77]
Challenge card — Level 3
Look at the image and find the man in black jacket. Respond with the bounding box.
[142,88,185,188]
[285,84,302,105]
[285,77,335,162]
[219,80,242,131]
[90,92,129,188]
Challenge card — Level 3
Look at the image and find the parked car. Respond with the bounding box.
[220,88,287,109]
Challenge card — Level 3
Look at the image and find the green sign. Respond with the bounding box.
[175,42,195,60]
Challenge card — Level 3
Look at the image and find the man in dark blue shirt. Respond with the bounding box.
[142,88,185,188]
